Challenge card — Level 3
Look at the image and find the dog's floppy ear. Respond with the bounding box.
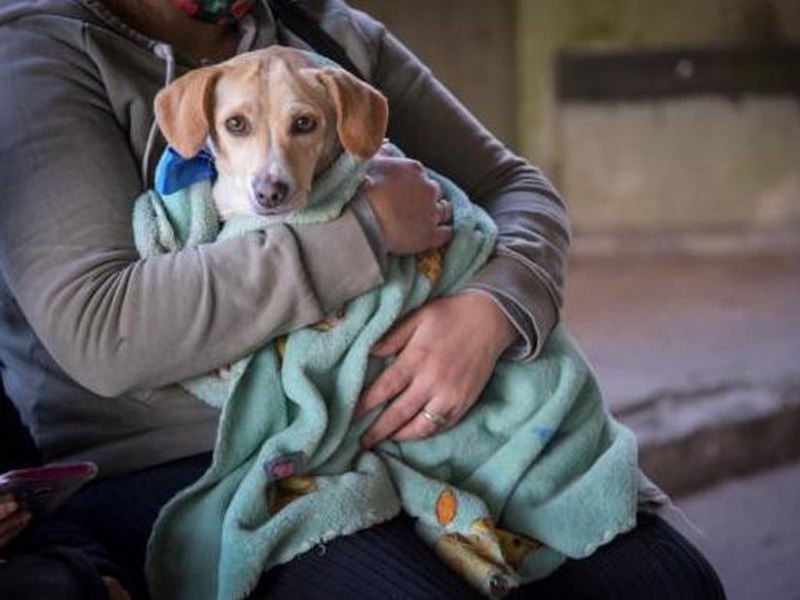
[314,67,388,160]
[154,65,221,158]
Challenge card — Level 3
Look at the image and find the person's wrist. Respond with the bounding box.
[351,187,389,271]
[359,176,394,252]
[459,290,518,353]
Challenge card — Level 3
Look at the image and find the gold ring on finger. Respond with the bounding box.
[421,409,447,428]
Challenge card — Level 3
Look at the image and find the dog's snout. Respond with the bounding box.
[252,176,290,211]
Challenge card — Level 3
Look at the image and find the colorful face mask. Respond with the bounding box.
[172,0,256,25]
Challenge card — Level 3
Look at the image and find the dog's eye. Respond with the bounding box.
[225,115,250,136]
[291,116,317,135]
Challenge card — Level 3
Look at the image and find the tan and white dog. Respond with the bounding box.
[154,46,389,221]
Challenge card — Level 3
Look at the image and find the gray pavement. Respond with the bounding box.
[564,255,800,414]
[563,255,800,495]
[671,460,800,600]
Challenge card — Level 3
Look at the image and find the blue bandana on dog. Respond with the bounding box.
[154,147,217,195]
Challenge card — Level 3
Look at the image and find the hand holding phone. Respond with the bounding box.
[0,494,31,552]
[0,462,98,519]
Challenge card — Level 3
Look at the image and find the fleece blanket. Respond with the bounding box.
[132,146,640,600]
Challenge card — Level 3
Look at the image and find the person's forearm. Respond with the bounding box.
[0,25,383,396]
[2,208,381,398]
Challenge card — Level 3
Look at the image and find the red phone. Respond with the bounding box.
[0,462,98,517]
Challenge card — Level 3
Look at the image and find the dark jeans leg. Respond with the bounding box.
[7,453,212,600]
[254,512,725,600]
[510,512,727,600]
[0,546,109,600]
[253,512,483,600]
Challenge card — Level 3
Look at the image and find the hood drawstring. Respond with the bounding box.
[141,15,257,185]
[238,14,258,55]
[142,42,176,184]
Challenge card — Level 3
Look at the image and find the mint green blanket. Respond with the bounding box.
[133,149,640,599]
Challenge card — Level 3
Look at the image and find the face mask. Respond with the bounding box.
[172,0,256,25]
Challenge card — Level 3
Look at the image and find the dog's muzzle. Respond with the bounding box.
[252,176,290,213]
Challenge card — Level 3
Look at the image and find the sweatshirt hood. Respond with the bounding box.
[0,0,153,49]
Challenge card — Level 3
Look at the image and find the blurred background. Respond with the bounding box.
[350,1,800,598]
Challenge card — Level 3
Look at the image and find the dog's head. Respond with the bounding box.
[154,47,388,219]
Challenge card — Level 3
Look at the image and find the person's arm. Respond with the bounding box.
[333,5,571,444]
[0,26,385,397]
[364,18,571,361]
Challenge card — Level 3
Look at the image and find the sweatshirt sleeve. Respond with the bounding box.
[0,25,382,397]
[350,11,571,360]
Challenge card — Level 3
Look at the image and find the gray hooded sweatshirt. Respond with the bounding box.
[0,0,569,478]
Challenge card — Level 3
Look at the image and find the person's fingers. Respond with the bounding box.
[0,510,30,548]
[368,154,418,172]
[360,383,429,449]
[390,403,451,442]
[369,151,391,163]
[355,351,413,420]
[370,311,420,358]
[431,224,453,247]
[103,577,132,600]
[0,499,19,521]
[376,141,392,156]
[435,198,453,225]
[0,509,29,534]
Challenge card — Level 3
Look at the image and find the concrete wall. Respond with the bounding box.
[561,96,800,255]
[516,0,800,167]
[516,0,800,254]
[346,0,518,147]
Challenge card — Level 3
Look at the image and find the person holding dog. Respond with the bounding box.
[0,0,724,598]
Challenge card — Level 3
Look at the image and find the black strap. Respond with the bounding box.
[266,0,365,80]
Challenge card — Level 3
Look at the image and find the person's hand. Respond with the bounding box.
[355,291,517,447]
[102,576,132,600]
[0,494,31,554]
[362,152,453,255]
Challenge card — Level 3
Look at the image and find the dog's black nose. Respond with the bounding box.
[252,177,289,211]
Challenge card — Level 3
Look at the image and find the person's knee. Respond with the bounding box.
[509,512,726,600]
[0,547,109,600]
[649,514,726,600]
[607,512,727,600]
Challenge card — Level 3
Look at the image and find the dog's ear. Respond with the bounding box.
[314,67,388,160]
[154,65,221,158]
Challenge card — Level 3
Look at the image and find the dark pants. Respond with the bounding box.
[3,453,726,599]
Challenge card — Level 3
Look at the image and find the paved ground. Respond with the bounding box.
[563,255,800,415]
[563,255,800,494]
[672,460,800,600]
